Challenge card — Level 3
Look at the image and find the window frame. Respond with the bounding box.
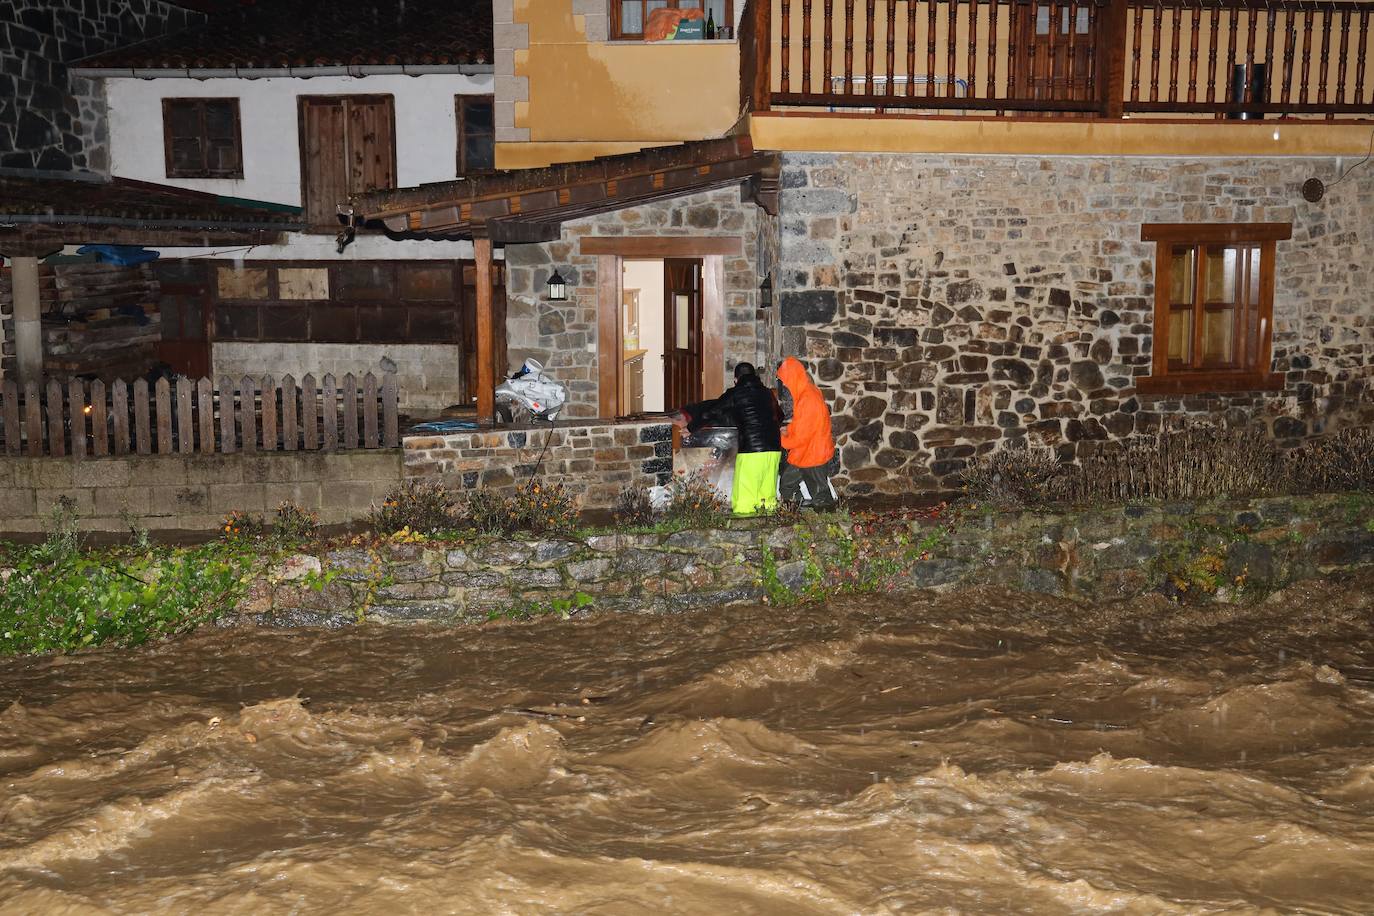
[455,94,496,176]
[1138,222,1290,395]
[611,0,734,40]
[162,97,244,180]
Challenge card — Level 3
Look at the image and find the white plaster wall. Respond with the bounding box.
[105,73,493,262]
[107,73,492,203]
[212,342,464,411]
[622,259,665,412]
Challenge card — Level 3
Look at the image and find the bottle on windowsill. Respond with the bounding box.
[705,9,716,39]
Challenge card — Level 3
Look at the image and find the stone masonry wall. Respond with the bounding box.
[1,0,203,172]
[503,187,774,418]
[776,154,1374,497]
[403,419,674,509]
[232,494,1372,627]
[0,451,401,534]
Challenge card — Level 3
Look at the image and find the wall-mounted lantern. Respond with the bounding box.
[759,272,773,309]
[546,269,568,301]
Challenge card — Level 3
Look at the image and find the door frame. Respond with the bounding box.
[584,236,740,419]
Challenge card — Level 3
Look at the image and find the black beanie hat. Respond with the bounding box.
[733,362,757,380]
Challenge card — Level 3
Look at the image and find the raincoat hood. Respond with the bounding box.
[777,357,835,469]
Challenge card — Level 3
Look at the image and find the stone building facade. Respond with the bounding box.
[503,186,780,419]
[775,153,1374,496]
[0,0,203,173]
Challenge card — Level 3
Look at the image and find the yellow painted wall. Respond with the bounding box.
[507,0,742,168]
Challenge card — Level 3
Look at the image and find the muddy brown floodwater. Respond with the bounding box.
[2,574,1374,914]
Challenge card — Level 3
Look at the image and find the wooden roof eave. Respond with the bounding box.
[372,152,779,242]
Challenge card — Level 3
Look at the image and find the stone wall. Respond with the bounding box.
[503,187,775,418]
[0,451,402,534]
[230,494,1373,626]
[403,419,674,509]
[212,342,463,411]
[0,0,203,172]
[775,154,1374,496]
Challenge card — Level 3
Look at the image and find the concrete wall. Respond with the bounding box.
[503,186,779,419]
[0,451,402,534]
[403,419,673,509]
[0,0,201,172]
[775,153,1374,496]
[212,342,464,411]
[495,0,742,169]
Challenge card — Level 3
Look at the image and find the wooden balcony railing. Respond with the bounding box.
[744,0,1374,118]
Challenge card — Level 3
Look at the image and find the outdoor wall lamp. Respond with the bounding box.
[547,269,568,301]
[759,272,773,309]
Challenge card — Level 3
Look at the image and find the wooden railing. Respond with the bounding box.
[750,0,1374,117]
[0,373,399,459]
[1125,1,1374,116]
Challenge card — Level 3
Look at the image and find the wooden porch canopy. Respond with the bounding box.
[1,172,303,385]
[342,136,781,419]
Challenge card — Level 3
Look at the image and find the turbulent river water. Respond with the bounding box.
[2,573,1374,914]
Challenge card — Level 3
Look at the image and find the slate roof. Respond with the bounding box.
[0,173,304,231]
[76,0,492,71]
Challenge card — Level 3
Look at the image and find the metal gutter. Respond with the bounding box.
[68,64,494,79]
[0,213,305,232]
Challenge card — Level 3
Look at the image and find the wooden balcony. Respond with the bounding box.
[740,0,1374,120]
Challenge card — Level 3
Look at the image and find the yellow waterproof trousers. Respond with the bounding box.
[731,451,781,515]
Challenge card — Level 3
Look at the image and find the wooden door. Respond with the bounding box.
[1012,2,1094,108]
[154,260,212,378]
[663,258,703,411]
[299,96,396,228]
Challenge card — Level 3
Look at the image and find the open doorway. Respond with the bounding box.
[618,258,703,416]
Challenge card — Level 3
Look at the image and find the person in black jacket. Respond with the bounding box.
[675,362,782,515]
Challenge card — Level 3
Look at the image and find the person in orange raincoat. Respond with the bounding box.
[776,357,837,509]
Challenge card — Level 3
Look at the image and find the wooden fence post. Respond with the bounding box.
[281,374,298,451]
[321,373,338,451]
[341,372,358,449]
[67,377,86,460]
[239,375,257,453]
[176,377,195,454]
[1,380,19,457]
[90,379,107,458]
[382,374,399,448]
[197,377,215,455]
[133,378,151,455]
[302,374,319,450]
[23,381,41,458]
[260,375,277,452]
[155,377,173,455]
[46,378,65,458]
[219,376,236,454]
[1097,0,1128,117]
[363,372,379,448]
[112,379,129,456]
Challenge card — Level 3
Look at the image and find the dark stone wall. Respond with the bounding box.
[776,153,1374,497]
[0,0,204,172]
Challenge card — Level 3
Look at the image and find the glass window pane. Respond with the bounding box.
[465,133,495,171]
[204,101,236,139]
[675,294,690,349]
[1169,245,1195,304]
[171,138,203,172]
[706,0,727,24]
[1202,308,1236,366]
[621,1,643,33]
[462,99,494,132]
[167,102,199,138]
[1203,246,1238,304]
[679,0,702,8]
[1167,307,1192,364]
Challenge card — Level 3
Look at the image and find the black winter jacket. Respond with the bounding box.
[683,375,782,454]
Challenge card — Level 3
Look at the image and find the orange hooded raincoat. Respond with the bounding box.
[777,357,835,469]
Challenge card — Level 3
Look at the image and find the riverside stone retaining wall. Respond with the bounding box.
[235,493,1372,626]
[402,419,674,508]
[775,153,1374,498]
[0,450,402,534]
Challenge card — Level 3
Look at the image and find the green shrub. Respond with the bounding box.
[0,542,255,655]
[271,501,319,545]
[614,484,655,526]
[368,480,458,535]
[664,471,729,527]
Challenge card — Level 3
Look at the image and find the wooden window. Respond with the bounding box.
[298,95,396,228]
[163,98,243,179]
[612,0,732,39]
[1139,223,1291,395]
[455,95,495,174]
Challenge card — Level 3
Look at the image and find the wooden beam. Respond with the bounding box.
[1096,0,1129,119]
[580,236,744,257]
[474,235,496,422]
[597,254,620,419]
[10,256,43,385]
